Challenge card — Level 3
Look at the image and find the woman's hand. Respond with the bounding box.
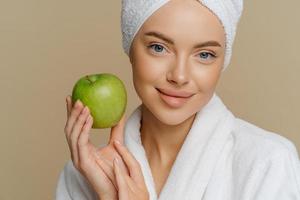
[64,95,128,200]
[112,140,150,200]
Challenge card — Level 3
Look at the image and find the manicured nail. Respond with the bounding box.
[87,115,92,122]
[82,106,87,113]
[75,99,81,107]
[95,153,101,160]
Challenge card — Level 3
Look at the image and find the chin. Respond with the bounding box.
[159,112,196,126]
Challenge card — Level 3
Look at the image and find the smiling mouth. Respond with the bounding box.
[156,88,194,98]
[156,88,193,108]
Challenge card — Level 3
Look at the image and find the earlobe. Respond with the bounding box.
[129,49,134,65]
[129,55,133,65]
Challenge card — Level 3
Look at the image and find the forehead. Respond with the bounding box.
[138,0,225,46]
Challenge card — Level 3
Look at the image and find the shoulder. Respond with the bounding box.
[228,118,300,198]
[56,159,99,200]
[230,117,299,165]
[229,117,300,182]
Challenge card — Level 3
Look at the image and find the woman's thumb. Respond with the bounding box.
[108,114,126,145]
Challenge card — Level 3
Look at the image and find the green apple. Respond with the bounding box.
[71,73,127,129]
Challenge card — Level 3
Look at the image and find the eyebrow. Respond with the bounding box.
[144,31,222,48]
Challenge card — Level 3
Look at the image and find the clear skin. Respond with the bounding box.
[129,0,225,195]
[64,0,226,199]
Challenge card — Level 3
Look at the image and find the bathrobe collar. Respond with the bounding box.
[124,93,236,200]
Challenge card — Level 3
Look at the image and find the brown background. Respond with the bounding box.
[1,0,299,199]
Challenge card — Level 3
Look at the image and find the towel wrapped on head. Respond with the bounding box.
[121,0,244,71]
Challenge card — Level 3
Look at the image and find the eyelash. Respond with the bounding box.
[147,43,217,60]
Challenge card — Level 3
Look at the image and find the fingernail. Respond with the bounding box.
[114,157,119,164]
[95,153,101,160]
[114,140,121,145]
[75,99,81,107]
[87,115,92,121]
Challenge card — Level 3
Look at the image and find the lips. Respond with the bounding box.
[156,88,194,108]
[156,88,194,98]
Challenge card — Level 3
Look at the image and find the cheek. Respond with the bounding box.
[132,51,168,84]
[192,65,221,92]
[131,55,164,102]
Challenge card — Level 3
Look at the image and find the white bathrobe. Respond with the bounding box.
[55,93,300,200]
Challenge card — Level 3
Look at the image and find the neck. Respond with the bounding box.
[140,104,196,167]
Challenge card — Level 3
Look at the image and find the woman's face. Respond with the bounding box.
[129,0,226,125]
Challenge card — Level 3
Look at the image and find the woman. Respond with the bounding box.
[56,0,300,199]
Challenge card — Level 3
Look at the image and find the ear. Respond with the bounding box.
[129,55,133,65]
[129,46,134,65]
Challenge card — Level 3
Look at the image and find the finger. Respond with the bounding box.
[65,99,83,137]
[83,151,116,195]
[113,157,129,196]
[94,154,118,190]
[66,95,72,118]
[64,98,82,164]
[77,114,93,169]
[65,96,68,119]
[113,140,145,185]
[70,105,90,167]
[109,114,126,145]
[76,114,92,171]
[64,96,72,154]
[77,114,93,148]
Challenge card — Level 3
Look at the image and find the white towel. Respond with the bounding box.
[121,0,244,71]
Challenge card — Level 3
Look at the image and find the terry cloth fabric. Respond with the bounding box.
[121,0,244,72]
[55,93,300,200]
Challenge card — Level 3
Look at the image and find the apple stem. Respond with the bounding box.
[86,75,93,84]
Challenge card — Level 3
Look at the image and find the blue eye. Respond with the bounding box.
[198,52,216,60]
[147,44,216,61]
[148,44,166,53]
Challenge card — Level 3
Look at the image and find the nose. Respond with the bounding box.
[167,55,190,86]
